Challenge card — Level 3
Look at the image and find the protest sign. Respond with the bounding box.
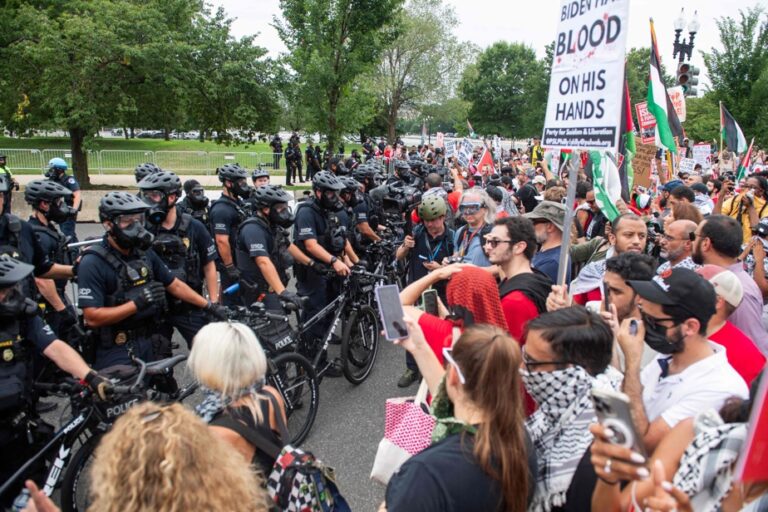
[735,371,768,483]
[632,143,657,188]
[457,138,473,168]
[436,132,445,148]
[678,157,696,174]
[445,140,457,159]
[542,0,630,152]
[692,144,712,170]
[667,86,686,123]
[635,102,656,144]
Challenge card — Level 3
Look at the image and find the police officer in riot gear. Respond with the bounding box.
[350,168,383,246]
[138,172,220,348]
[24,180,80,340]
[252,167,270,188]
[209,164,251,306]
[236,185,315,311]
[178,179,209,225]
[0,256,111,507]
[134,162,162,184]
[44,158,81,242]
[77,192,223,370]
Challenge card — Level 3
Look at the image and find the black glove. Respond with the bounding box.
[131,282,166,312]
[56,306,79,331]
[354,259,369,270]
[310,261,328,274]
[204,301,228,321]
[223,264,240,282]
[84,371,113,401]
[279,290,302,309]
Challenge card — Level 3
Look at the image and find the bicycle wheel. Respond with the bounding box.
[341,305,380,384]
[60,432,102,512]
[268,352,319,446]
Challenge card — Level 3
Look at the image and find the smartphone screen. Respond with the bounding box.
[422,289,438,316]
[375,284,407,341]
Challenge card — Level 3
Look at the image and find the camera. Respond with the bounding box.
[381,183,422,217]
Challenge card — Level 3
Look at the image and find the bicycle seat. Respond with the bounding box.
[145,354,187,375]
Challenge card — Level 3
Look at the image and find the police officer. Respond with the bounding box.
[337,175,379,255]
[293,172,358,375]
[269,135,283,170]
[134,162,162,184]
[44,158,81,243]
[351,167,383,246]
[252,167,270,188]
[209,164,250,306]
[77,192,224,370]
[178,179,210,225]
[0,256,111,507]
[236,185,315,311]
[138,172,220,348]
[24,180,80,340]
[0,154,17,215]
[305,142,320,181]
[327,157,348,176]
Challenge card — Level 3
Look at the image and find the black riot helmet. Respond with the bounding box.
[98,192,154,250]
[24,179,76,223]
[217,163,251,199]
[339,176,361,207]
[250,185,294,228]
[393,160,413,183]
[252,167,270,184]
[0,255,37,317]
[312,171,344,212]
[137,171,183,224]
[134,163,162,184]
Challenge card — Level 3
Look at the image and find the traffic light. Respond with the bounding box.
[677,62,691,86]
[677,62,700,96]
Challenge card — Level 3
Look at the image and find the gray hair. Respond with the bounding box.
[460,187,496,224]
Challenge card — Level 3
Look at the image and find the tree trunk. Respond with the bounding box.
[129,127,135,139]
[387,105,397,145]
[123,126,129,140]
[69,127,91,188]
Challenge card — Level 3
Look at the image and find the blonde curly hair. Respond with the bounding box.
[88,402,269,512]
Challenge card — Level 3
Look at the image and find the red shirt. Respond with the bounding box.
[573,288,602,306]
[417,313,456,365]
[710,321,766,386]
[500,291,539,342]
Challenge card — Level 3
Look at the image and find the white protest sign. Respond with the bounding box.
[679,157,696,174]
[667,86,687,123]
[542,0,630,153]
[693,144,712,170]
[458,138,474,168]
[436,132,445,148]
[445,140,457,159]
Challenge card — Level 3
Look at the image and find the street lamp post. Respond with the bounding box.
[672,9,701,96]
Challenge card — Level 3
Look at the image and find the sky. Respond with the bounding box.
[214,0,762,93]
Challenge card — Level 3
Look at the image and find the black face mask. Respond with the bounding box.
[112,220,154,250]
[188,189,209,209]
[269,206,295,228]
[319,191,343,212]
[398,171,413,184]
[142,194,169,225]
[344,191,360,207]
[642,312,685,355]
[229,180,252,199]
[0,285,38,317]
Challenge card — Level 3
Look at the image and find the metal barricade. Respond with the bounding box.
[154,151,210,175]
[99,150,155,175]
[40,149,99,175]
[0,149,45,172]
[209,151,261,172]
[257,152,284,171]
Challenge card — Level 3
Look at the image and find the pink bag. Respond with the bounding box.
[370,381,435,484]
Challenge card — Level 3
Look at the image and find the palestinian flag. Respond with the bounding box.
[619,78,636,197]
[647,19,684,154]
[590,151,622,222]
[736,138,755,184]
[467,120,476,138]
[720,103,748,154]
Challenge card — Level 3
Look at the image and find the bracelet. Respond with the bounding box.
[329,256,338,265]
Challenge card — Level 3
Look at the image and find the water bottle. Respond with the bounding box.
[223,283,240,295]
[11,488,30,512]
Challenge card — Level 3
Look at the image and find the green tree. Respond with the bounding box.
[459,42,548,138]
[274,0,404,152]
[683,95,720,143]
[373,0,467,142]
[702,6,768,145]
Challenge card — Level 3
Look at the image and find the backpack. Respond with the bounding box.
[216,393,351,512]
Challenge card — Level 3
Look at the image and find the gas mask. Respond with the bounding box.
[319,190,344,212]
[188,187,209,209]
[269,205,295,228]
[0,283,38,318]
[47,199,77,224]
[111,217,154,250]
[140,191,170,225]
[229,179,252,200]
[343,190,360,208]
[44,168,65,180]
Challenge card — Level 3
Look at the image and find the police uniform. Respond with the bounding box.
[236,216,292,310]
[77,237,175,370]
[208,195,245,306]
[0,215,54,283]
[293,200,346,341]
[28,217,73,336]
[178,196,209,225]
[0,164,13,215]
[49,173,80,242]
[150,208,218,347]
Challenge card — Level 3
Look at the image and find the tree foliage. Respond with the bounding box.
[459,42,548,138]
[682,95,720,144]
[702,6,768,146]
[275,0,404,151]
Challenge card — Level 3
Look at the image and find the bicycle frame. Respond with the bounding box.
[295,289,350,376]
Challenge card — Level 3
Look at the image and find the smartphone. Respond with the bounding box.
[603,281,611,313]
[591,388,647,457]
[422,289,438,316]
[374,284,408,341]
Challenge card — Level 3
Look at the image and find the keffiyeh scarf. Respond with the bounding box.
[195,380,266,423]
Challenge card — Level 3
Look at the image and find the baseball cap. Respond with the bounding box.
[533,176,546,186]
[628,267,716,326]
[662,179,684,192]
[695,265,744,308]
[524,200,566,231]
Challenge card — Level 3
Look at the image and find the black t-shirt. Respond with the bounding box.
[22,315,58,353]
[209,195,243,265]
[293,201,330,253]
[236,219,280,285]
[551,448,597,512]
[515,183,539,213]
[150,214,217,285]
[0,215,53,276]
[407,226,453,286]
[385,431,537,512]
[28,217,67,291]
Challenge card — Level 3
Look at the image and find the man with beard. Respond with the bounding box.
[691,214,767,352]
[525,201,569,284]
[618,268,749,452]
[655,219,698,274]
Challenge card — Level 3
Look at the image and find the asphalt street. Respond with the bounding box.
[42,223,410,510]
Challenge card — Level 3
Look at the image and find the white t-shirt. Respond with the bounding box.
[641,342,749,428]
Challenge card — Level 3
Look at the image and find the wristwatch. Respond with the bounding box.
[329,256,338,265]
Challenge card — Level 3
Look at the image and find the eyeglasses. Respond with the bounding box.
[521,345,570,373]
[442,347,466,384]
[483,238,512,248]
[639,310,680,331]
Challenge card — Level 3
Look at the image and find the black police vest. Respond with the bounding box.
[209,196,246,263]
[0,318,31,415]
[295,200,346,255]
[180,198,209,225]
[30,222,69,265]
[86,245,163,334]
[149,212,201,292]
[236,216,292,291]
[0,214,23,260]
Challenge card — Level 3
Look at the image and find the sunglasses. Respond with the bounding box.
[459,203,483,214]
[483,238,513,248]
[442,347,466,384]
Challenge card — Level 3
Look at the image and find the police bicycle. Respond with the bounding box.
[0,355,193,512]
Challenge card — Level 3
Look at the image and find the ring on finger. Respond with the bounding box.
[603,458,612,474]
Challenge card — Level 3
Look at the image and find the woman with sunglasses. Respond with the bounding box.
[522,306,619,512]
[383,322,536,512]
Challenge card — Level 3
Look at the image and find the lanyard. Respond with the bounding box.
[459,224,483,258]
[424,236,443,262]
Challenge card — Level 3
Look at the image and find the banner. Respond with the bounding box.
[667,86,687,123]
[635,102,657,144]
[445,140,457,159]
[678,157,696,174]
[542,0,630,152]
[632,143,657,188]
[457,138,473,168]
[692,144,712,170]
